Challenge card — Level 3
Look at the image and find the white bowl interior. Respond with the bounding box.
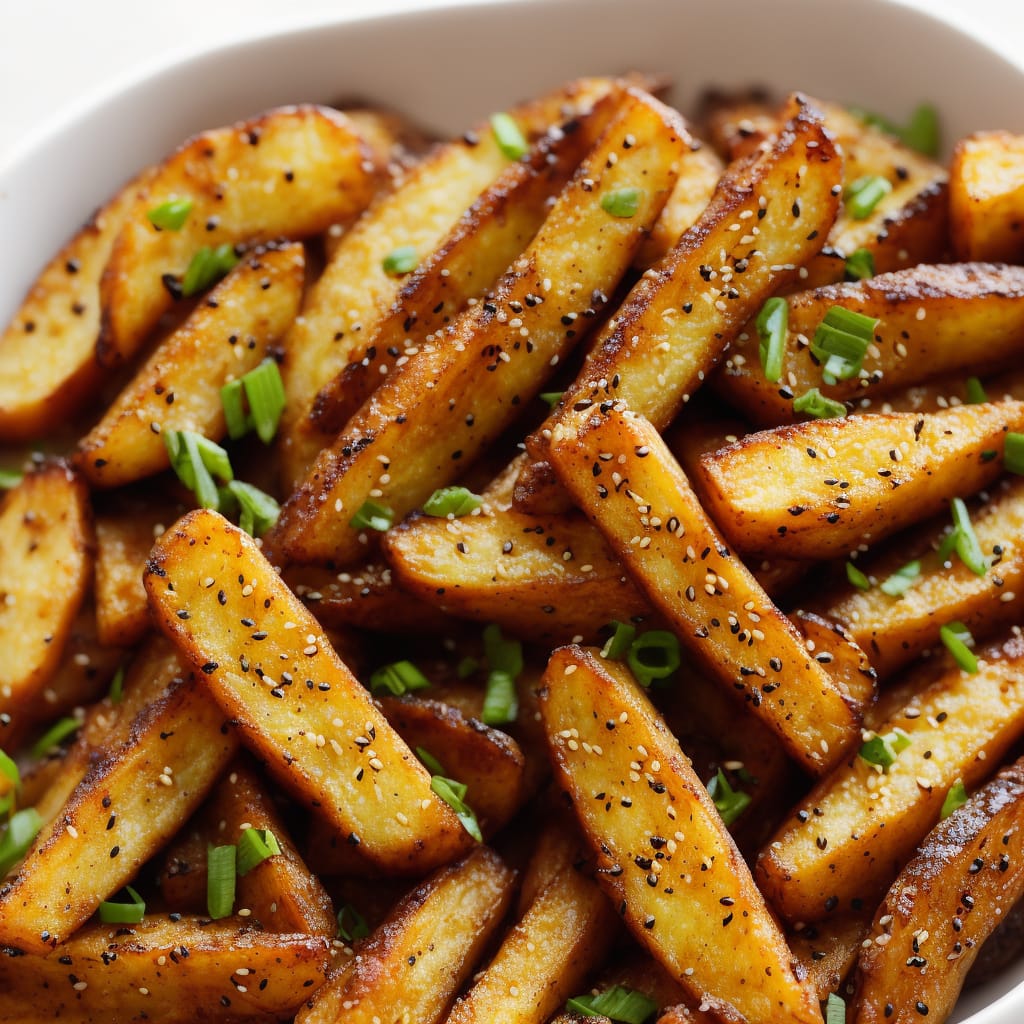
[2,0,1023,1020]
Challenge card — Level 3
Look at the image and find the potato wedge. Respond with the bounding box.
[756,631,1024,925]
[144,508,473,874]
[851,758,1024,1023]
[271,87,688,566]
[0,464,93,727]
[538,645,823,1024]
[0,673,236,952]
[98,106,379,366]
[788,911,872,1002]
[297,846,514,1024]
[950,131,1024,262]
[547,404,860,774]
[716,264,1024,425]
[80,242,304,488]
[0,168,153,440]
[0,916,331,1023]
[697,400,1024,559]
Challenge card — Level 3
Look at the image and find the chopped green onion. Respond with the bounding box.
[98,885,146,924]
[0,750,18,818]
[108,665,125,704]
[792,388,847,420]
[846,561,871,591]
[490,112,528,160]
[810,306,878,384]
[601,188,644,218]
[707,769,751,826]
[181,243,239,297]
[423,486,482,518]
[940,779,968,820]
[0,469,23,490]
[0,807,42,878]
[163,429,233,510]
[482,670,518,726]
[31,716,80,760]
[349,500,393,532]
[369,660,430,697]
[243,359,286,443]
[941,621,978,674]
[1005,432,1024,475]
[236,827,281,876]
[851,104,940,156]
[483,624,523,679]
[627,630,680,688]
[825,992,847,1024]
[382,245,418,277]
[221,379,247,439]
[880,560,920,597]
[146,198,193,231]
[845,174,893,220]
[949,497,987,577]
[336,903,370,942]
[431,775,482,842]
[859,728,912,772]
[566,985,657,1023]
[755,297,788,383]
[540,392,563,408]
[207,844,237,919]
[965,377,988,405]
[456,656,479,679]
[415,747,445,776]
[223,480,280,537]
[843,247,875,281]
[601,620,637,660]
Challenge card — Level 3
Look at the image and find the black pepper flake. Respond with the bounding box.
[109,845,120,859]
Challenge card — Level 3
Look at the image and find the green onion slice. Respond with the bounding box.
[566,985,658,1023]
[483,623,523,679]
[146,198,193,231]
[223,480,280,537]
[221,379,247,440]
[0,469,23,490]
[423,486,482,518]
[845,174,893,220]
[164,430,233,510]
[415,747,445,776]
[456,656,479,679]
[490,112,528,160]
[207,844,237,920]
[540,391,564,408]
[707,769,751,826]
[941,621,978,674]
[965,376,988,405]
[843,247,875,281]
[336,903,370,942]
[236,827,282,876]
[0,750,18,818]
[108,664,125,704]
[879,560,920,597]
[0,807,43,878]
[601,620,637,660]
[792,388,847,420]
[349,500,393,532]
[755,297,788,383]
[810,306,878,384]
[482,670,518,726]
[940,779,968,820]
[949,497,987,577]
[1005,432,1024,475]
[243,359,286,443]
[859,728,912,772]
[98,885,146,924]
[903,104,941,156]
[626,630,680,687]
[31,716,80,760]
[825,992,847,1024]
[431,775,482,842]
[369,660,430,697]
[181,243,239,297]
[846,561,871,591]
[382,245,418,277]
[601,188,644,218]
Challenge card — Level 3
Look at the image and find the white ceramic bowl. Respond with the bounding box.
[2,1,1023,1020]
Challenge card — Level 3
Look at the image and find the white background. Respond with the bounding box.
[1,0,1023,168]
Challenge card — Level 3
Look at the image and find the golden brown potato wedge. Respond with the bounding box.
[79,242,304,488]
[0,674,236,952]
[850,758,1024,1023]
[539,645,823,1024]
[297,846,514,1024]
[144,509,473,874]
[697,400,1024,559]
[756,631,1024,925]
[950,131,1024,262]
[0,464,93,727]
[716,264,1024,425]
[0,168,153,440]
[98,105,379,366]
[271,87,688,566]
[547,404,860,775]
[0,916,331,1023]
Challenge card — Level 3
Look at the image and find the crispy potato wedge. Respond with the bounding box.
[0,916,331,1023]
[0,464,93,725]
[271,88,688,566]
[0,673,235,952]
[697,400,1024,559]
[950,131,1024,262]
[756,632,1024,924]
[547,404,860,774]
[278,77,617,483]
[297,846,514,1024]
[144,509,473,874]
[0,168,153,440]
[539,646,823,1024]
[808,476,1024,679]
[716,264,1024,425]
[98,106,379,366]
[851,758,1024,1023]
[80,242,304,488]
